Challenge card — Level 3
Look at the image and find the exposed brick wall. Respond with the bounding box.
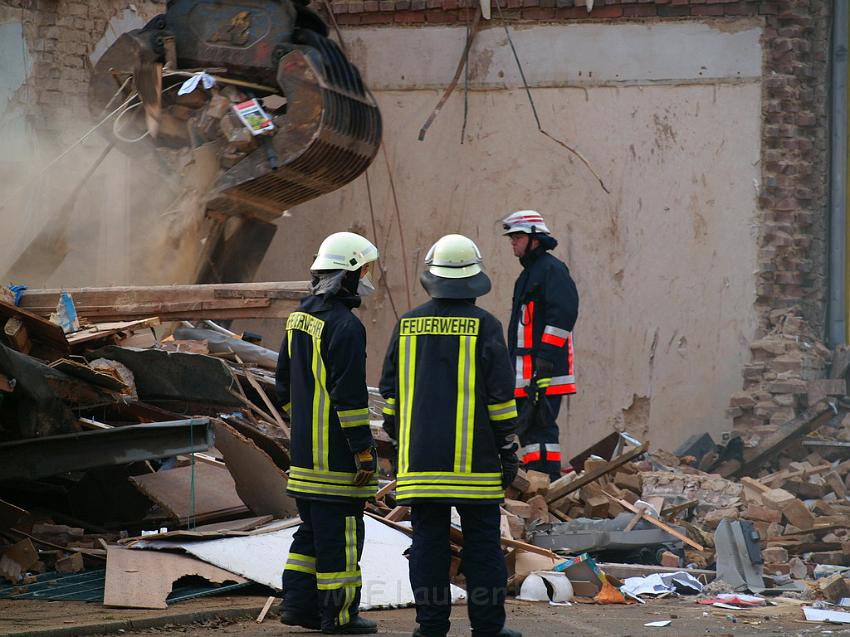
[1,0,164,146]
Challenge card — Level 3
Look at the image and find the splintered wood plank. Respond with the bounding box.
[0,299,68,354]
[602,490,704,551]
[104,546,247,609]
[545,443,649,503]
[129,463,248,523]
[48,358,128,392]
[66,317,161,346]
[731,408,836,478]
[19,282,309,322]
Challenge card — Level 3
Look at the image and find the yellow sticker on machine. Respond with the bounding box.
[400,316,479,337]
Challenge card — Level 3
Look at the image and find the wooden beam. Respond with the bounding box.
[4,317,31,354]
[545,443,649,504]
[602,490,705,551]
[18,282,310,322]
[375,480,397,501]
[0,300,69,355]
[730,408,836,478]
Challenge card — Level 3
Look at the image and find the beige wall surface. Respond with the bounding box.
[246,20,763,455]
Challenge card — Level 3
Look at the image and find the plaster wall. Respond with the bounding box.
[249,19,764,454]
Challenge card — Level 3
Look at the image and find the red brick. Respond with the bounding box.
[523,6,555,18]
[588,5,623,16]
[622,4,656,16]
[691,4,724,15]
[555,6,586,17]
[334,13,362,23]
[425,9,458,21]
[725,0,757,12]
[394,9,426,21]
[358,10,395,22]
[657,4,690,16]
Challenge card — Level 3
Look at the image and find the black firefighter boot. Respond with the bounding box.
[322,615,378,634]
[471,628,522,637]
[280,610,322,630]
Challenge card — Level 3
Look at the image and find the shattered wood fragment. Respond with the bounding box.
[256,596,277,623]
[385,506,410,522]
[55,552,84,574]
[375,480,397,501]
[3,317,30,354]
[546,443,649,504]
[0,539,38,583]
[601,490,705,551]
[731,408,836,478]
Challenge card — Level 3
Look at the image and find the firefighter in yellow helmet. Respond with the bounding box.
[380,234,522,637]
[276,231,379,634]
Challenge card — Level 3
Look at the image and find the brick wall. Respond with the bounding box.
[1,0,163,147]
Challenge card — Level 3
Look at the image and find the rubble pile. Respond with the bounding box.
[728,307,836,453]
[5,285,850,627]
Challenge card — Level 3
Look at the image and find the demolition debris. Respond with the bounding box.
[4,286,850,629]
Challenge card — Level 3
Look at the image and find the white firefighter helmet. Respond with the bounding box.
[501,210,552,236]
[420,234,491,299]
[310,231,378,271]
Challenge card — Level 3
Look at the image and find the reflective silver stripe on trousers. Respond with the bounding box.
[518,443,561,456]
[318,574,361,586]
[543,325,571,340]
[397,486,503,496]
[398,473,501,484]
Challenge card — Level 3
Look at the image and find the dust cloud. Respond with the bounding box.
[0,119,216,290]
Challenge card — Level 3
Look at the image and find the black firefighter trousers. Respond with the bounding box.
[409,503,507,637]
[282,498,365,630]
[517,394,563,481]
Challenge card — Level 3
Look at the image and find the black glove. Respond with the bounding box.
[499,438,520,489]
[531,357,554,401]
[354,446,378,487]
[382,413,397,441]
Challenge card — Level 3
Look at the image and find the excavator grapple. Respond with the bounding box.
[89,0,381,221]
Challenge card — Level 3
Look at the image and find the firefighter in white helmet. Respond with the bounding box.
[380,234,522,637]
[277,231,379,634]
[501,211,579,481]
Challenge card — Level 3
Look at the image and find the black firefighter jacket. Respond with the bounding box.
[379,299,518,505]
[507,247,579,398]
[276,294,377,502]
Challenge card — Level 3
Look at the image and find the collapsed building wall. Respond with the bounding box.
[249,2,832,456]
